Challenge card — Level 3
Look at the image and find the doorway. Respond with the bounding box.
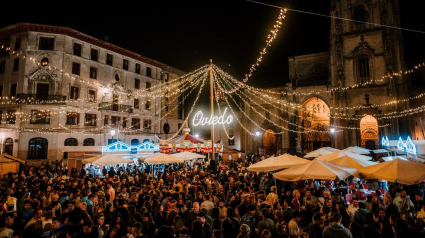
[113,94,119,111]
[36,83,49,101]
[360,115,379,150]
[263,129,277,155]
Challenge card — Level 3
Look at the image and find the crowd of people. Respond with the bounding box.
[0,154,425,238]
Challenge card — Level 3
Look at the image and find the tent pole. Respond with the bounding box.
[209,59,215,163]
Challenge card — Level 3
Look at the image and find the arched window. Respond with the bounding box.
[358,54,370,83]
[131,139,140,146]
[83,138,95,146]
[64,138,78,146]
[28,138,48,159]
[353,5,369,30]
[4,138,13,155]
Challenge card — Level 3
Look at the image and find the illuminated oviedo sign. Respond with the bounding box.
[192,108,233,126]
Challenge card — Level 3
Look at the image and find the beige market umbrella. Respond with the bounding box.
[273,159,359,181]
[359,158,425,185]
[304,147,340,158]
[327,155,377,170]
[247,154,309,172]
[82,154,134,166]
[172,151,206,161]
[316,151,372,162]
[142,153,185,164]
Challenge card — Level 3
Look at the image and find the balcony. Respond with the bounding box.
[17,94,66,104]
[99,102,133,113]
[296,80,330,87]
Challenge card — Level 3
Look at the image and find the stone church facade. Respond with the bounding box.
[237,0,413,156]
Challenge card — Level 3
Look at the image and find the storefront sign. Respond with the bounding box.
[192,108,233,126]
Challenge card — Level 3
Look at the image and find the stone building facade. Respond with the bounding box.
[237,0,412,156]
[0,23,184,163]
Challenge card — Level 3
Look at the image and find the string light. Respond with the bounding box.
[243,8,287,82]
[217,71,390,129]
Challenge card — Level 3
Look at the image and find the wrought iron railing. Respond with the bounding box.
[17,94,66,104]
[98,102,133,113]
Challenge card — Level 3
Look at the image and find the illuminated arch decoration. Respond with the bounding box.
[101,141,158,153]
[102,141,131,152]
[360,115,379,150]
[137,141,159,151]
[381,136,390,147]
[300,97,330,154]
[397,136,417,155]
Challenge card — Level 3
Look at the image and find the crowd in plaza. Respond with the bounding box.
[1,153,425,238]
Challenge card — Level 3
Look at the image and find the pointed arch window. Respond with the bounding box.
[353,5,369,30]
[358,54,370,84]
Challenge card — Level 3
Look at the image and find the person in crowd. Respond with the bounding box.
[1,154,424,238]
[322,213,352,238]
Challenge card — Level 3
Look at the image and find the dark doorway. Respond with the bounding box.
[365,140,376,150]
[313,141,321,150]
[323,141,332,147]
[113,94,119,111]
[4,138,13,155]
[36,83,49,101]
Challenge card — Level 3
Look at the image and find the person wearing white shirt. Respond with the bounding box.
[347,198,359,220]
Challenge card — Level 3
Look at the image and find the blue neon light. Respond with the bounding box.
[405,137,417,155]
[102,141,158,153]
[381,136,390,147]
[396,136,417,155]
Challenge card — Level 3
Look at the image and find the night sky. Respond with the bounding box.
[1,0,424,87]
[1,1,425,137]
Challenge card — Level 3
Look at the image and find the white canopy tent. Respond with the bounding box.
[359,158,425,184]
[316,151,372,162]
[343,146,371,155]
[82,154,134,166]
[171,151,206,161]
[142,153,185,164]
[273,160,359,181]
[326,155,377,170]
[247,154,308,172]
[304,147,340,158]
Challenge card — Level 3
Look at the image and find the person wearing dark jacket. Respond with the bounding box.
[142,213,156,238]
[309,213,325,238]
[222,207,240,238]
[353,202,368,228]
[256,208,275,237]
[76,220,100,238]
[322,213,353,238]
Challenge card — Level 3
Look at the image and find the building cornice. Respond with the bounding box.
[0,23,166,68]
